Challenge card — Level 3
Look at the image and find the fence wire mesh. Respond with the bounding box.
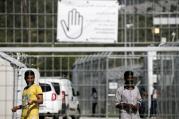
[0,51,179,119]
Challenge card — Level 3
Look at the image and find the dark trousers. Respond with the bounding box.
[92,103,97,114]
[150,99,157,116]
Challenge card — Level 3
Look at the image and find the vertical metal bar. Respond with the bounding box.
[60,57,62,76]
[124,0,127,67]
[36,55,39,70]
[23,0,29,43]
[52,53,54,76]
[168,0,171,42]
[172,56,179,119]
[44,0,47,43]
[12,67,18,119]
[132,0,135,46]
[152,0,154,43]
[144,0,147,43]
[106,56,109,118]
[44,57,47,76]
[21,0,23,44]
[52,0,55,46]
[90,58,92,116]
[83,59,86,115]
[98,58,100,117]
[13,0,15,43]
[67,56,70,79]
[147,51,156,117]
[136,0,139,43]
[28,0,31,43]
[36,0,39,43]
[161,55,164,118]
[5,0,7,43]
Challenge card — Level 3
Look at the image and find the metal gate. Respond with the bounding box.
[1,47,179,119]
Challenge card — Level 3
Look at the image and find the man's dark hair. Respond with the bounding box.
[24,70,35,79]
[124,71,133,80]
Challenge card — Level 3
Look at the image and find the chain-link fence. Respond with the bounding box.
[0,48,179,119]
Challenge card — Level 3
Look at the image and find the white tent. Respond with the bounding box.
[0,52,26,119]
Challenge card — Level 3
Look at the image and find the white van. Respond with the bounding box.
[39,77,80,119]
[39,80,60,119]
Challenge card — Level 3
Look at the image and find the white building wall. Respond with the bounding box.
[0,58,14,119]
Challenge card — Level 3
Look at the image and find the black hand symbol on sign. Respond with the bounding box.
[61,9,83,39]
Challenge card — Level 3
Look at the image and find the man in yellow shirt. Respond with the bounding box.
[12,70,43,119]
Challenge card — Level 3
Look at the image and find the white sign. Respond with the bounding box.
[57,0,118,43]
[109,82,118,89]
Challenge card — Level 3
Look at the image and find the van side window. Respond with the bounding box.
[51,82,60,95]
[39,83,51,92]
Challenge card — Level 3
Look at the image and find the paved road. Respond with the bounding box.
[45,117,118,119]
[45,116,159,119]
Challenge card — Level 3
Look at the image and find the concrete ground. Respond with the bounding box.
[45,117,118,119]
[45,116,160,119]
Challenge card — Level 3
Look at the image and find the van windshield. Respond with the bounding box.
[51,82,60,95]
[39,83,51,92]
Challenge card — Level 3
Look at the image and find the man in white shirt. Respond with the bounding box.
[115,71,142,119]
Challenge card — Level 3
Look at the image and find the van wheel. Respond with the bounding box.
[71,115,80,119]
[53,115,59,119]
[39,116,45,119]
[71,108,81,119]
[71,116,75,119]
[62,116,68,119]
